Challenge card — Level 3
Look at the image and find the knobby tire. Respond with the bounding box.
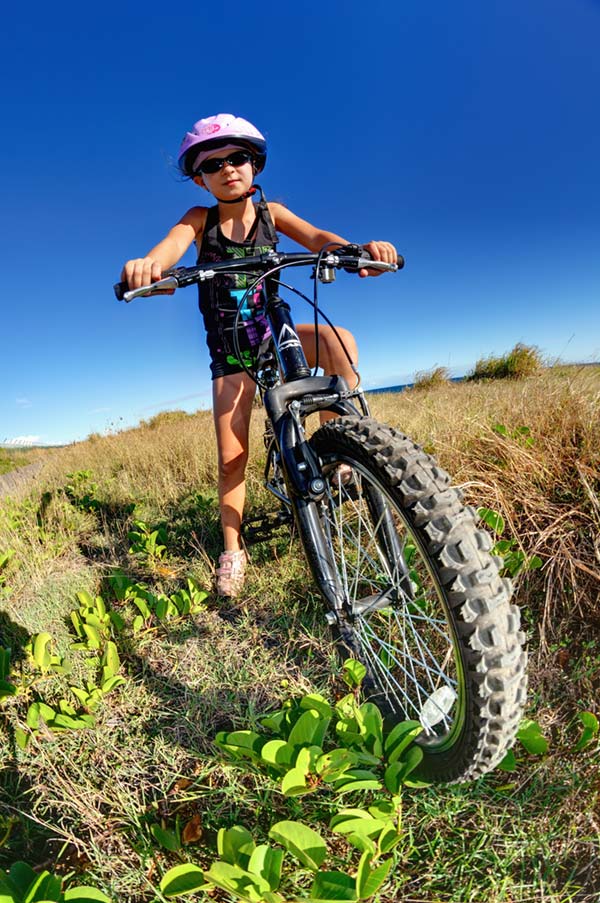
[293,416,527,783]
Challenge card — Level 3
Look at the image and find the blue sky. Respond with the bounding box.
[2,0,599,445]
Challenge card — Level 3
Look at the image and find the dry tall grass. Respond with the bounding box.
[374,365,600,640]
[2,365,598,642]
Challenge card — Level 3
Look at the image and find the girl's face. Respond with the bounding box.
[194,147,254,201]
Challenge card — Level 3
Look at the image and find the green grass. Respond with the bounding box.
[1,366,599,902]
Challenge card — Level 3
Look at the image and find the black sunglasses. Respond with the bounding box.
[196,150,254,175]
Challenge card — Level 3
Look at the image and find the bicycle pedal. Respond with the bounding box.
[242,509,292,544]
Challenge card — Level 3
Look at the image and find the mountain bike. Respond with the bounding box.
[115,245,527,783]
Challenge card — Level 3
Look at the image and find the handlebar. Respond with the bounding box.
[114,246,405,303]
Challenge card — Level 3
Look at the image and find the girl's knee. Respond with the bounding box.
[323,326,357,366]
[218,449,248,482]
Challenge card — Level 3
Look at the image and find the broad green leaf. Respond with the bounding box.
[8,862,37,896]
[76,590,94,608]
[155,597,169,620]
[159,863,208,897]
[82,624,101,650]
[367,799,396,819]
[204,860,256,895]
[378,824,402,854]
[218,825,255,868]
[150,823,180,852]
[281,766,308,797]
[497,749,517,771]
[477,507,505,535]
[317,748,358,781]
[26,703,40,728]
[70,611,84,637]
[288,710,327,748]
[329,808,372,830]
[342,659,367,689]
[300,693,334,719]
[575,711,599,752]
[215,729,263,760]
[384,720,422,762]
[109,610,125,632]
[517,720,549,756]
[356,851,393,898]
[358,703,383,755]
[260,739,295,769]
[63,887,111,901]
[309,870,358,901]
[247,845,283,891]
[24,870,62,901]
[133,598,151,619]
[15,727,29,749]
[33,633,53,671]
[333,769,381,794]
[0,678,16,699]
[101,642,120,680]
[101,675,126,694]
[331,816,387,839]
[269,820,327,871]
[384,746,424,793]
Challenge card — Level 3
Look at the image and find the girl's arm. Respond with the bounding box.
[269,203,397,278]
[121,207,207,289]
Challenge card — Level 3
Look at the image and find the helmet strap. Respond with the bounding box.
[215,186,257,204]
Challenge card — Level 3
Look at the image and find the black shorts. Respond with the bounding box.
[207,316,272,380]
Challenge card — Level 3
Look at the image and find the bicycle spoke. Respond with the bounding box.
[323,459,460,733]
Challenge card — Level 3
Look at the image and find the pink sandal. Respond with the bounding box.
[216,550,247,598]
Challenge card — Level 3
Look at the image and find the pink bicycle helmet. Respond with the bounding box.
[178,113,267,177]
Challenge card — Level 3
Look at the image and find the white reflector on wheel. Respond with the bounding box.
[419,686,457,731]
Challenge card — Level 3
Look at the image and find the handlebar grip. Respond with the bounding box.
[114,281,128,301]
[396,255,405,269]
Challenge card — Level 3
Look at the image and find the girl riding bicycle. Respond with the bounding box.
[121,113,397,598]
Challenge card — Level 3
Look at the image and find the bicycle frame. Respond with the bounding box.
[116,247,400,613]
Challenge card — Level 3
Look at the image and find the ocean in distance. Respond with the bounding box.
[366,376,464,395]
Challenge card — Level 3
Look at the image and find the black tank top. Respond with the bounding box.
[196,189,278,361]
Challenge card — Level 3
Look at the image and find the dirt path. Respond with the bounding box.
[0,462,45,500]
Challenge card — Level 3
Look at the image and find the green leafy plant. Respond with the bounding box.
[0,860,110,902]
[498,718,550,771]
[160,816,399,902]
[127,520,168,561]
[491,422,535,447]
[0,548,15,598]
[0,647,17,700]
[216,664,426,799]
[25,632,69,675]
[108,573,207,630]
[574,710,599,752]
[70,591,124,651]
[478,507,543,578]
[64,469,101,513]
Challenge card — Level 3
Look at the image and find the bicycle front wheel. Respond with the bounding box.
[301,417,527,783]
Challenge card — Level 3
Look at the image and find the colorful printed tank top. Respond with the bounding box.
[196,190,279,372]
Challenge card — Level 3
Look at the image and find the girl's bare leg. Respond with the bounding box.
[212,372,256,550]
[297,324,358,422]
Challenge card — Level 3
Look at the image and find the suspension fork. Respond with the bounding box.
[270,405,347,612]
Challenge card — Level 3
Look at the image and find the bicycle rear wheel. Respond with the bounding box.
[298,417,527,783]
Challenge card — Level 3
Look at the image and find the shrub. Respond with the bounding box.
[140,410,192,430]
[412,366,450,391]
[467,343,543,381]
